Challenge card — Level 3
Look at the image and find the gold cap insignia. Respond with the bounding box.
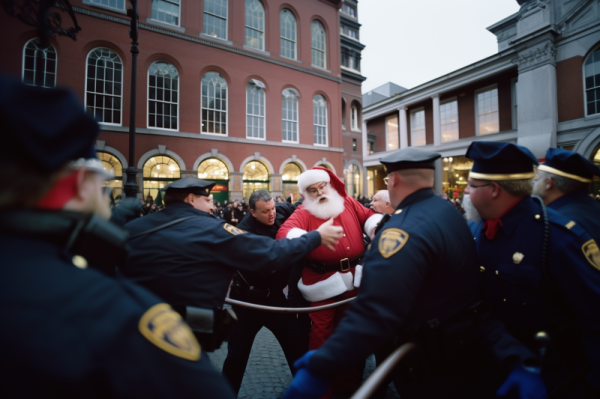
[378,228,409,259]
[223,224,246,236]
[582,239,600,271]
[513,252,524,264]
[139,303,201,361]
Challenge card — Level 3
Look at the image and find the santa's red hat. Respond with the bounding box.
[298,167,347,198]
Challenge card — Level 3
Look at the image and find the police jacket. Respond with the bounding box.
[122,202,321,310]
[0,210,235,398]
[548,190,600,245]
[309,189,534,395]
[472,196,600,393]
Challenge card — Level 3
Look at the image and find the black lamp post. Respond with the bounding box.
[123,0,139,199]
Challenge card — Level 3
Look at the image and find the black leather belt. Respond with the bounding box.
[308,253,364,274]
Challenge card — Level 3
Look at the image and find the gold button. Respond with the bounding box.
[503,298,507,302]
[535,214,540,219]
[343,234,346,237]
[394,209,402,215]
[347,247,350,250]
[72,255,88,269]
[496,270,499,275]
[480,266,485,272]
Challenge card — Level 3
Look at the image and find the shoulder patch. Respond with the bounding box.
[223,223,246,235]
[582,239,600,271]
[139,303,201,361]
[378,228,409,259]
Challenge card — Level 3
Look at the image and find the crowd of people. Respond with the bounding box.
[3,76,600,399]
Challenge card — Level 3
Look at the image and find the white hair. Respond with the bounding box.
[375,190,390,203]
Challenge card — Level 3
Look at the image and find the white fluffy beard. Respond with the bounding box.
[303,186,345,220]
[462,194,482,223]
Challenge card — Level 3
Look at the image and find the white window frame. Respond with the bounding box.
[410,107,426,147]
[583,45,600,118]
[440,97,459,143]
[147,60,179,132]
[311,21,326,69]
[22,38,57,89]
[511,78,518,129]
[385,114,399,151]
[282,88,299,143]
[475,84,500,136]
[245,0,265,51]
[246,80,266,140]
[313,94,328,147]
[201,72,229,136]
[84,48,123,126]
[280,9,297,60]
[85,0,125,12]
[351,104,360,131]
[203,0,228,40]
[151,0,181,27]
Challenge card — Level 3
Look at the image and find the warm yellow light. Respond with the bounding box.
[449,157,453,162]
[157,165,161,170]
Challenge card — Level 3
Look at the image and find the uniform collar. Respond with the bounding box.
[397,188,435,210]
[496,196,535,237]
[164,201,211,216]
[547,191,590,211]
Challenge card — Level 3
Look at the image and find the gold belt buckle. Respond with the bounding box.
[340,258,350,272]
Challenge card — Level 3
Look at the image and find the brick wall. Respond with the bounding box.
[557,56,585,122]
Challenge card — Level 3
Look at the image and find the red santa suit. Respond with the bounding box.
[277,167,381,395]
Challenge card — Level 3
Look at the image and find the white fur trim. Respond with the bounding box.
[298,272,352,302]
[286,228,307,239]
[364,213,383,236]
[353,265,363,288]
[341,271,354,291]
[298,169,330,193]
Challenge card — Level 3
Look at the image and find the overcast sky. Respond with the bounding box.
[358,0,521,93]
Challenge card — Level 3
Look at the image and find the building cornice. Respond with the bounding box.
[341,35,365,51]
[341,66,366,82]
[340,14,361,29]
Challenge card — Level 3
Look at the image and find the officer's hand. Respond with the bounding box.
[283,351,329,399]
[496,365,547,399]
[317,218,343,251]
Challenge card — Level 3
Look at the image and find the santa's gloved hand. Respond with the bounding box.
[496,365,547,399]
[282,351,329,399]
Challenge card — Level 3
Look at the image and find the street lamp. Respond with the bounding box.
[123,0,139,198]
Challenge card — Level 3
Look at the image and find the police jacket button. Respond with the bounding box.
[503,298,507,302]
[535,214,540,219]
[72,255,88,269]
[480,266,485,272]
[496,270,499,275]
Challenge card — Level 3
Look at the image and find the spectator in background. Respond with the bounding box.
[370,190,394,215]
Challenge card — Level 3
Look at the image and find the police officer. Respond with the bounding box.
[533,147,600,244]
[234,201,247,224]
[0,76,236,398]
[222,190,308,395]
[465,141,600,397]
[284,147,541,399]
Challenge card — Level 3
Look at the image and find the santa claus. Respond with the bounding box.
[276,167,381,395]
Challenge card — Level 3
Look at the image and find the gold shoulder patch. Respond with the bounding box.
[582,239,600,271]
[139,303,201,361]
[566,221,576,229]
[378,228,409,259]
[223,223,246,235]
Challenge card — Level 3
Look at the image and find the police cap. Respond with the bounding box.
[466,141,538,181]
[380,147,441,173]
[161,177,216,196]
[0,74,102,173]
[538,148,600,183]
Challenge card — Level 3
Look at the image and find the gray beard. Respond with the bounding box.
[303,188,345,220]
[462,194,481,223]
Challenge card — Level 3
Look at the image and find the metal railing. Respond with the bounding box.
[224,297,355,313]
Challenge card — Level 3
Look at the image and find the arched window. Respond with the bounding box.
[22,39,56,88]
[341,98,346,130]
[345,164,360,199]
[201,72,228,135]
[313,94,328,146]
[243,161,269,199]
[280,9,297,59]
[282,162,302,201]
[247,80,265,139]
[311,21,326,68]
[585,47,600,116]
[245,0,265,51]
[204,0,228,40]
[351,104,359,130]
[143,155,181,200]
[282,88,299,142]
[86,48,123,124]
[148,61,179,130]
[98,152,123,199]
[198,158,229,203]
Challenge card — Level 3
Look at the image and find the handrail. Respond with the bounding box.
[224,297,355,313]
[350,343,416,399]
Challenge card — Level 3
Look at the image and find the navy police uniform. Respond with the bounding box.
[0,75,234,398]
[467,142,600,396]
[304,148,535,398]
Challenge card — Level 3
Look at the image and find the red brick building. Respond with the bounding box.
[0,0,362,203]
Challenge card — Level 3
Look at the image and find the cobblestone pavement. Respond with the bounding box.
[209,327,400,399]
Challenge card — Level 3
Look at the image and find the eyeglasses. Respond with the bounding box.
[467,183,492,189]
[306,183,328,195]
[383,176,389,185]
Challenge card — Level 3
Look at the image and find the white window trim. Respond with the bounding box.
[280,9,297,61]
[583,45,600,118]
[385,114,399,152]
[244,0,265,51]
[84,48,123,126]
[351,105,361,132]
[409,106,426,147]
[203,0,228,40]
[475,83,499,136]
[511,78,518,129]
[282,89,299,144]
[440,97,459,143]
[147,62,180,132]
[22,38,58,89]
[313,96,328,147]
[150,0,182,28]
[246,81,266,141]
[82,0,126,14]
[200,72,229,136]
[311,21,327,69]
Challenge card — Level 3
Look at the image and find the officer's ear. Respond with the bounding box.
[183,192,196,206]
[545,177,555,191]
[490,182,501,199]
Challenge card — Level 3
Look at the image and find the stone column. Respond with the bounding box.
[432,94,442,146]
[361,120,368,159]
[399,107,408,149]
[434,158,443,195]
[230,172,243,201]
[271,174,282,198]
